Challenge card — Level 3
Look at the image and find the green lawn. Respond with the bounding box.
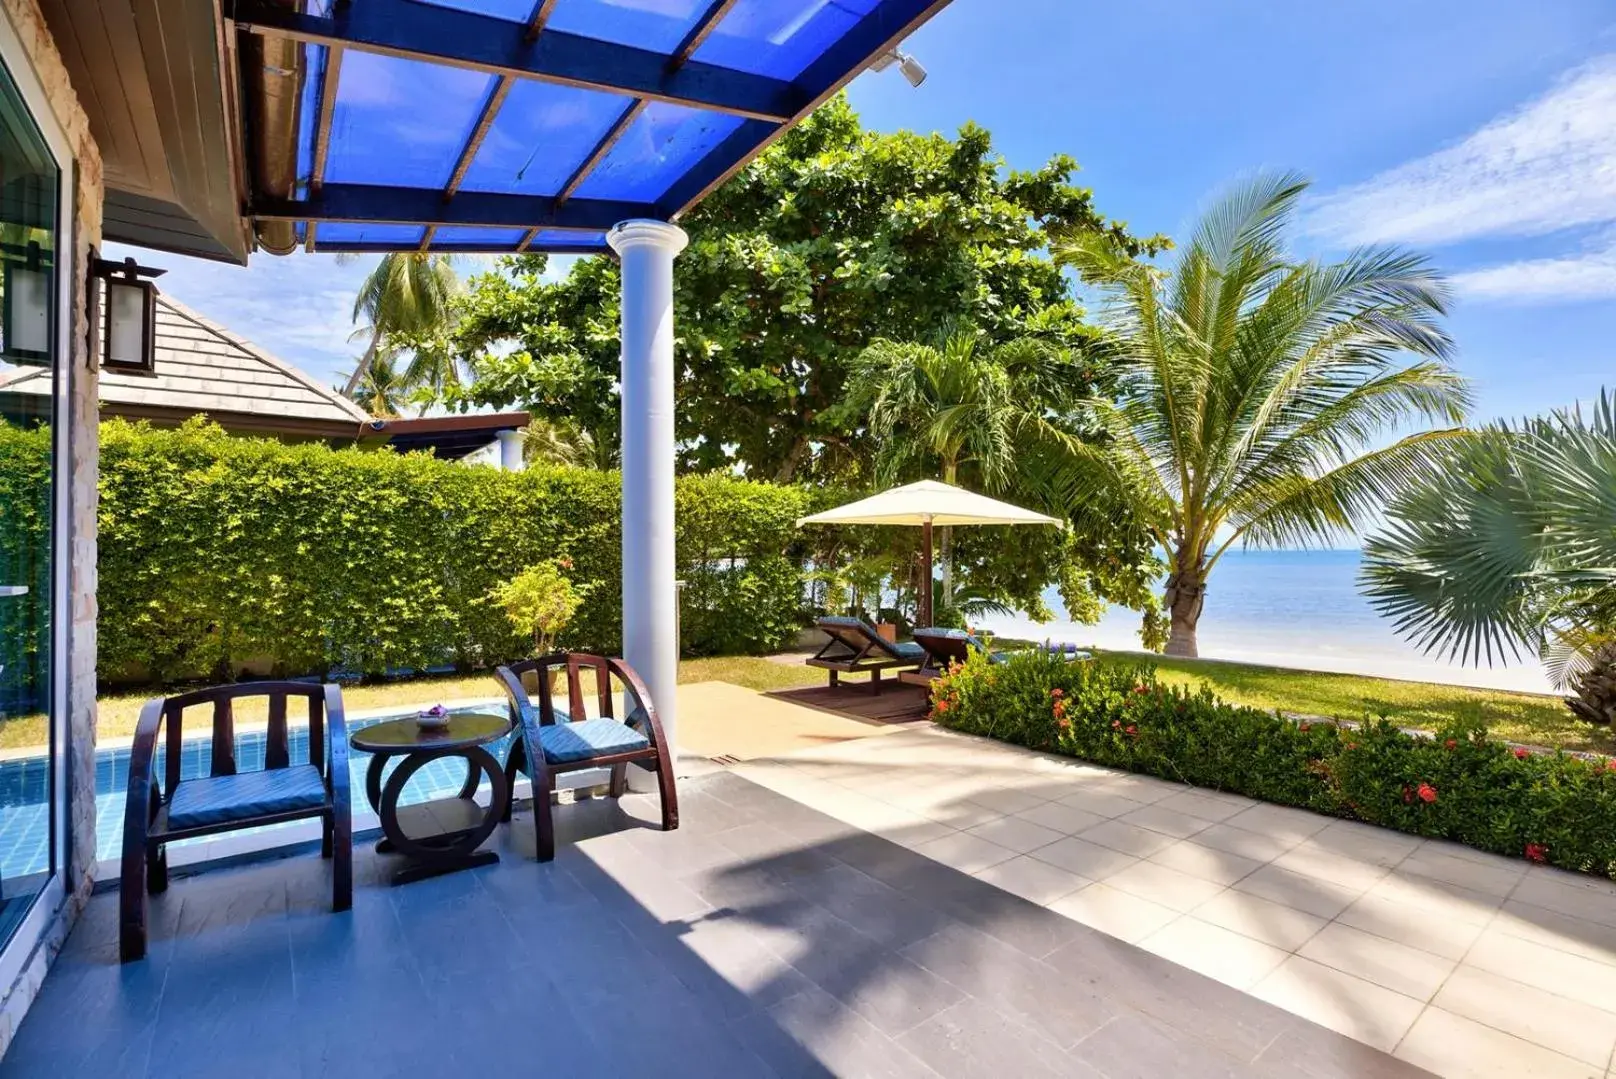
[1,649,1598,756]
[1095,651,1606,754]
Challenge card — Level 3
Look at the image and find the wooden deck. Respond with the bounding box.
[765,682,933,723]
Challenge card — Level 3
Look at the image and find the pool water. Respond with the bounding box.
[0,703,514,880]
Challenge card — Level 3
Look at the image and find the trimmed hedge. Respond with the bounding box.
[85,419,812,683]
[932,648,1616,879]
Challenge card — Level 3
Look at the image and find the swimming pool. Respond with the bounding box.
[0,702,516,881]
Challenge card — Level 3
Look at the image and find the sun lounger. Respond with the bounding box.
[806,616,925,694]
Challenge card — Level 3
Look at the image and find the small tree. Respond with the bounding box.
[488,559,587,657]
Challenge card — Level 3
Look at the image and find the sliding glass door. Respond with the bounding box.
[0,50,61,955]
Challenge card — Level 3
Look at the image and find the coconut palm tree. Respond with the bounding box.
[845,327,1092,608]
[342,253,459,397]
[346,351,411,418]
[1362,393,1616,724]
[1043,171,1471,657]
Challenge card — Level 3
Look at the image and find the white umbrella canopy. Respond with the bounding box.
[798,480,1062,626]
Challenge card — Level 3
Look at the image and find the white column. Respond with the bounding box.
[608,219,688,766]
[495,428,525,472]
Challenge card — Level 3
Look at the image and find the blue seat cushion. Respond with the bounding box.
[167,765,327,830]
[891,640,925,658]
[537,719,650,765]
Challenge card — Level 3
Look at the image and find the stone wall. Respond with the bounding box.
[0,0,101,1054]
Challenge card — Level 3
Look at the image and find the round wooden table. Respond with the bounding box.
[350,712,512,885]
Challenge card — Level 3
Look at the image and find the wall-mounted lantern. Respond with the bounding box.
[92,256,166,372]
[2,241,51,363]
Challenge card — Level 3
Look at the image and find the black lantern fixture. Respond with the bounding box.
[92,256,165,372]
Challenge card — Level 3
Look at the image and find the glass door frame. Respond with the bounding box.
[0,5,76,985]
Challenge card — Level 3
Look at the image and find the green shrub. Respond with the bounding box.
[79,418,814,683]
[932,648,1616,878]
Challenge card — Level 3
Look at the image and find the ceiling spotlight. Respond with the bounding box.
[871,47,927,88]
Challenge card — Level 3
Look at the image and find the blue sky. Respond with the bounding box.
[113,0,1616,421]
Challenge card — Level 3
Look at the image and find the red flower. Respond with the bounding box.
[1514,747,1531,760]
[1444,739,1457,750]
[1050,688,1064,699]
[1057,718,1072,731]
[1126,725,1137,736]
[1299,723,1312,732]
[935,700,949,714]
[1606,759,1616,773]
[1402,785,1414,804]
[1111,720,1122,730]
[1132,684,1149,695]
[1525,842,1548,863]
[1417,783,1437,804]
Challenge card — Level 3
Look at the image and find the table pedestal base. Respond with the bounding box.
[364,748,510,886]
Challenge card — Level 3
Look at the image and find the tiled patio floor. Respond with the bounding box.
[734,725,1616,1078]
[4,767,1423,1078]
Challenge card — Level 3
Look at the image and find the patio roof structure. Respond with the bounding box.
[229,0,955,257]
[217,0,963,757]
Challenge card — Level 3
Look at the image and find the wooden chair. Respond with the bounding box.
[806,616,926,694]
[120,682,351,962]
[494,653,677,862]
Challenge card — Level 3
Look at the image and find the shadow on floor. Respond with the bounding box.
[3,772,1431,1078]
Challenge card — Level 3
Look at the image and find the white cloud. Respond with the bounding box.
[1450,243,1616,303]
[1306,56,1616,246]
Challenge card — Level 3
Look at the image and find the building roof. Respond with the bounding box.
[237,0,956,256]
[0,293,369,437]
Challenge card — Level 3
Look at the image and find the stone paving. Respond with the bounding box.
[734,724,1616,1079]
[5,765,1422,1077]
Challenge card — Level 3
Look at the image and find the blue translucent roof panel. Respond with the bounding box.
[323,52,494,188]
[693,0,880,80]
[460,81,631,197]
[431,226,529,246]
[530,229,610,248]
[544,0,710,54]
[573,101,745,203]
[296,45,327,198]
[416,0,535,21]
[317,223,428,245]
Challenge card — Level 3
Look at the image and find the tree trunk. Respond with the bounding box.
[772,435,811,483]
[1566,641,1616,727]
[1162,569,1206,658]
[342,331,381,398]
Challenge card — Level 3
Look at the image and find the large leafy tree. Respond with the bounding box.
[1042,172,1471,657]
[441,96,1162,480]
[1362,393,1616,724]
[343,253,460,398]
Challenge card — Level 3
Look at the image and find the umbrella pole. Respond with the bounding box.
[920,518,934,628]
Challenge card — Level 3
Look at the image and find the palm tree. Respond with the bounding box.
[1044,172,1471,657]
[1362,393,1616,725]
[342,253,459,397]
[846,328,1072,606]
[346,351,411,418]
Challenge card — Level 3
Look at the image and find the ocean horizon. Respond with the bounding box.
[976,548,1556,696]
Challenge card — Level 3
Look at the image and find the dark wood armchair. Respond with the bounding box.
[120,682,351,962]
[494,653,677,862]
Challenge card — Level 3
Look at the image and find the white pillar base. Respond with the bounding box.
[495,428,525,472]
[609,219,688,778]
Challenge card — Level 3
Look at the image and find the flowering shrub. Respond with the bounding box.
[930,648,1616,878]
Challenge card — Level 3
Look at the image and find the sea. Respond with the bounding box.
[975,548,1556,695]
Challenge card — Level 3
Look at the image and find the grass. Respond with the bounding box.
[1094,651,1611,754]
[3,649,1601,757]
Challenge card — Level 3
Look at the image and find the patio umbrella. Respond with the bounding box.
[797,479,1061,628]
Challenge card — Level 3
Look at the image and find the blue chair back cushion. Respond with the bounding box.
[167,764,327,830]
[817,617,924,659]
[537,718,651,765]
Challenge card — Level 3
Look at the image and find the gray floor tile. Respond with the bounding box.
[7,770,1427,1079]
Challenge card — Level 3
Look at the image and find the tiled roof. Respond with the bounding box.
[0,294,368,430]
